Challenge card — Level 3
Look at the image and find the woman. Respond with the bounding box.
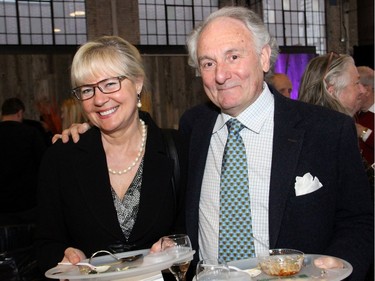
[36,36,186,273]
[298,53,366,117]
[60,97,86,131]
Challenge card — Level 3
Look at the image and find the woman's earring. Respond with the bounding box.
[137,94,142,108]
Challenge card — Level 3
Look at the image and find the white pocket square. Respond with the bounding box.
[294,172,323,196]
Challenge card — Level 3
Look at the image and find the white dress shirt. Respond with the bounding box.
[198,83,275,260]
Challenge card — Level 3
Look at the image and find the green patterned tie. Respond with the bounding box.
[218,118,255,262]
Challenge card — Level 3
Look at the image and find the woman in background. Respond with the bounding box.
[298,53,366,116]
[60,97,87,130]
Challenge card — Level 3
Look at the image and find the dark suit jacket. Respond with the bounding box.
[36,112,186,273]
[179,90,374,281]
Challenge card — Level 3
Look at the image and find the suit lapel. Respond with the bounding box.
[268,95,305,248]
[186,108,218,252]
[130,126,173,241]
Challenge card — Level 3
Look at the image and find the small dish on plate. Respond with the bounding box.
[258,248,304,276]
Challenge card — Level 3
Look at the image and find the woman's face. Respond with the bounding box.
[80,74,143,134]
[336,63,367,116]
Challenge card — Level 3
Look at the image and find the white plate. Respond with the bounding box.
[228,254,353,281]
[45,248,195,280]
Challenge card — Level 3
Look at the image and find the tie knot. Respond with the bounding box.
[226,118,244,135]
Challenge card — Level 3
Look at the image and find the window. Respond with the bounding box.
[0,0,87,45]
[138,0,218,45]
[256,0,326,54]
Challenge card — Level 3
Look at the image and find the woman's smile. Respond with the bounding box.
[98,106,119,117]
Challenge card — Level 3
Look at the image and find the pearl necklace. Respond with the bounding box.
[108,119,147,175]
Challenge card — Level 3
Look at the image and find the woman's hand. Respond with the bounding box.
[61,247,87,264]
[52,123,91,144]
[314,256,344,269]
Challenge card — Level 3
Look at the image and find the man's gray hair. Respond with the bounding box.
[186,6,279,71]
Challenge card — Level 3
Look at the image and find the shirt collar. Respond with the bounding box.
[213,82,274,134]
[367,103,374,113]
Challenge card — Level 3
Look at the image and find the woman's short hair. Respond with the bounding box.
[71,36,146,94]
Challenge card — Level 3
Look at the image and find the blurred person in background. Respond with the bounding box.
[0,97,47,225]
[60,97,87,131]
[355,66,374,166]
[298,53,367,117]
[265,72,293,98]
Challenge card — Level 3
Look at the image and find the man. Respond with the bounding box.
[0,97,47,224]
[356,66,374,166]
[179,6,372,280]
[265,72,293,98]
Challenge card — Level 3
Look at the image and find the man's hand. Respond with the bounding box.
[149,238,162,253]
[314,256,344,269]
[61,247,86,264]
[52,122,91,144]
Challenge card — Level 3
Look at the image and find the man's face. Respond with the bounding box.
[360,83,374,111]
[273,74,292,98]
[197,17,271,117]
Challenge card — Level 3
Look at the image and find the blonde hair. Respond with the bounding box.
[71,36,148,95]
[61,98,86,130]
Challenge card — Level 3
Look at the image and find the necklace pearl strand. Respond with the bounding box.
[107,119,147,175]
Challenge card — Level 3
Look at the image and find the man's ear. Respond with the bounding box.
[260,44,271,73]
[16,110,24,122]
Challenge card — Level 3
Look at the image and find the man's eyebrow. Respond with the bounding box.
[198,55,212,62]
[198,48,244,63]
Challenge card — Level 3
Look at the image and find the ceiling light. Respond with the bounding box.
[70,11,85,17]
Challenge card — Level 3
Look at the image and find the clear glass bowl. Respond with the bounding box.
[258,249,304,276]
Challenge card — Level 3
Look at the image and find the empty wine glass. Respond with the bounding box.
[161,234,192,281]
[196,258,229,281]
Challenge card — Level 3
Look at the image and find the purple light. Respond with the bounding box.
[274,53,317,99]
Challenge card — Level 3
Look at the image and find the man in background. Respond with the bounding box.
[356,66,374,166]
[0,97,47,225]
[265,72,293,98]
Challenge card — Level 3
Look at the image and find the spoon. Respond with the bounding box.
[228,266,262,277]
[89,250,143,265]
[58,262,111,273]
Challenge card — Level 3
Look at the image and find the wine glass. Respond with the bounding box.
[161,234,192,281]
[196,258,229,281]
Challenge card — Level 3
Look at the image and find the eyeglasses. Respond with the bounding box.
[72,76,126,101]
